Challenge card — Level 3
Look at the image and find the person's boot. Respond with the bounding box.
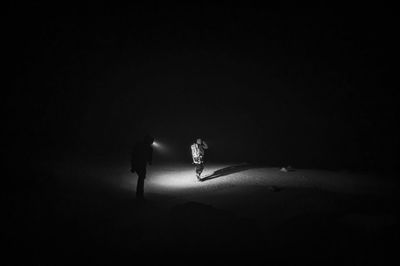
[196,173,201,181]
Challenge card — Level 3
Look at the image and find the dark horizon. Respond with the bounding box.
[6,3,398,172]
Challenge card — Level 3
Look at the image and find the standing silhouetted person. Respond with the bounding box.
[130,134,154,200]
[191,138,208,181]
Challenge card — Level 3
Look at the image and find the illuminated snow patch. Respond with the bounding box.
[119,164,249,192]
[149,168,208,189]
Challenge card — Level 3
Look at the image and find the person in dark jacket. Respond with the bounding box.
[130,134,154,199]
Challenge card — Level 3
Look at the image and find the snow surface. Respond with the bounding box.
[13,161,399,265]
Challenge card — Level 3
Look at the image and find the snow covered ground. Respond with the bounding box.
[9,161,399,265]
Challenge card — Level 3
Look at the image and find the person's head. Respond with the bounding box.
[196,138,202,144]
[144,134,155,145]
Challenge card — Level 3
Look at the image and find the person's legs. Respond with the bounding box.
[195,163,204,180]
[195,164,200,179]
[136,168,146,199]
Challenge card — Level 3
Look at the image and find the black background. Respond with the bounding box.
[6,2,398,169]
[4,2,399,265]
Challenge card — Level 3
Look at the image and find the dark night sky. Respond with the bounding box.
[6,3,398,169]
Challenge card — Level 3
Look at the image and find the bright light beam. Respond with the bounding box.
[151,140,168,154]
[152,141,161,148]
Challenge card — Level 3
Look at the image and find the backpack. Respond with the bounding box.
[191,143,201,163]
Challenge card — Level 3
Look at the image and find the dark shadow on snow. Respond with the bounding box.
[200,163,258,182]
